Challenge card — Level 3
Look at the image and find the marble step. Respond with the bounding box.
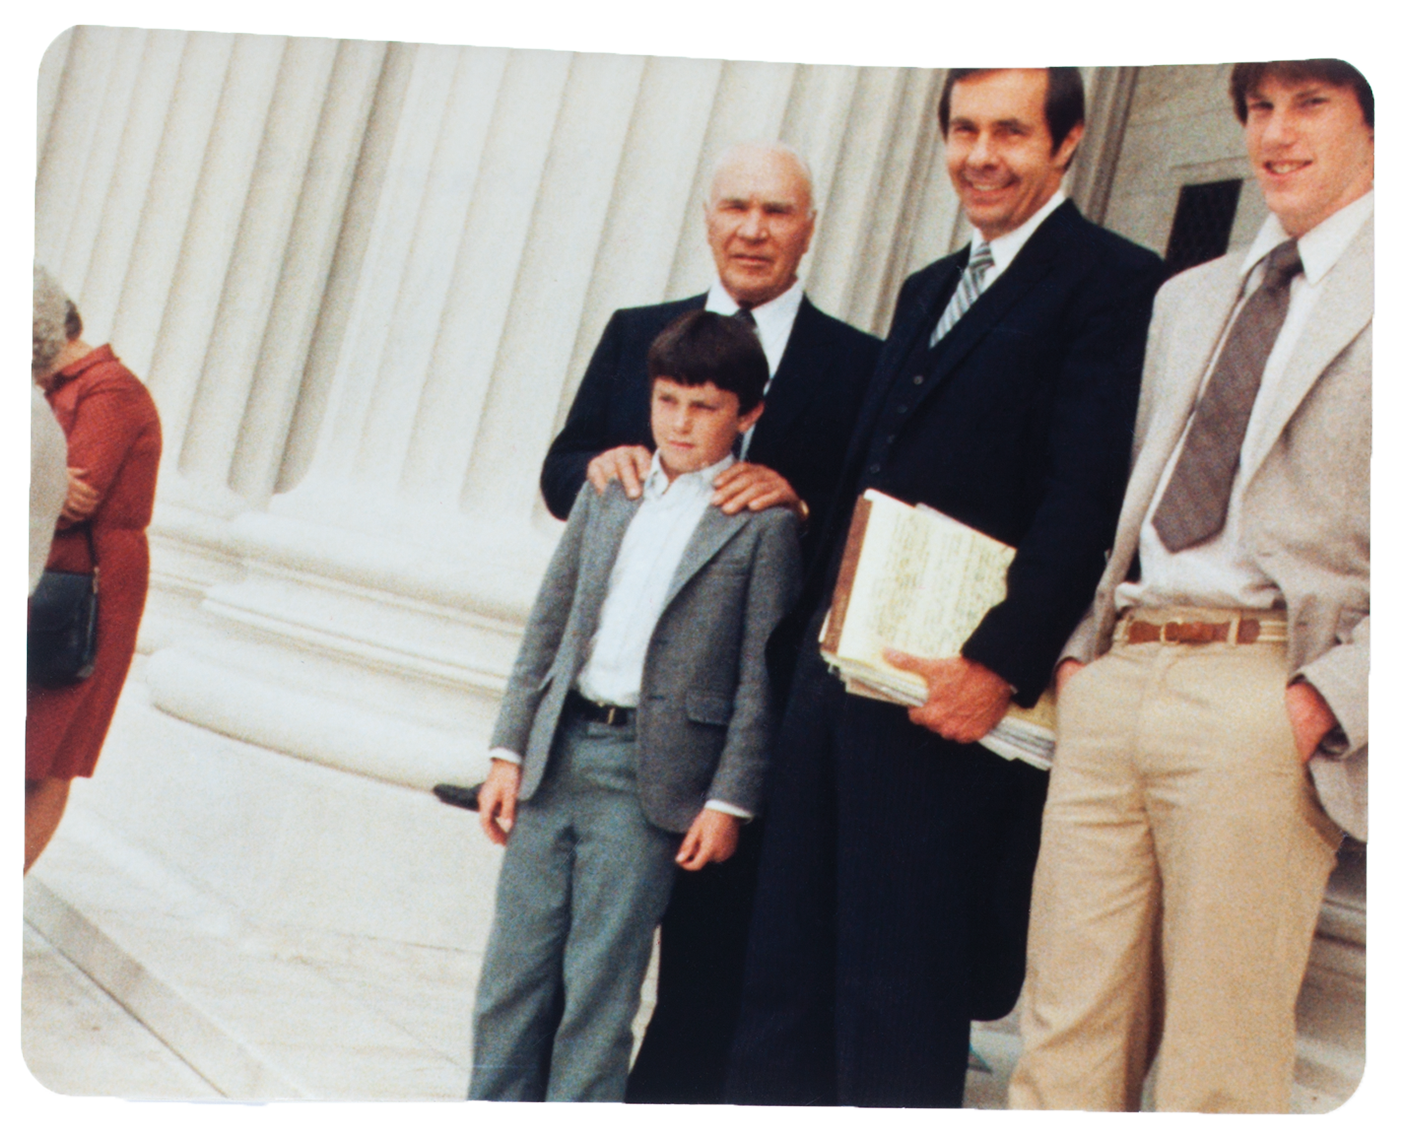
[25,804,469,1100]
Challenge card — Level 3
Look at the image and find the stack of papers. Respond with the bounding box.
[819,489,1055,770]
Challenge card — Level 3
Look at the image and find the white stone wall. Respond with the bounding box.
[1101,63,1266,256]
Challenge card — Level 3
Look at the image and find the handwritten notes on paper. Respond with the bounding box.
[820,490,1054,768]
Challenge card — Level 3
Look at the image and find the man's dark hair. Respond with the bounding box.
[1230,60,1373,129]
[937,67,1086,154]
[647,310,768,414]
[64,299,83,342]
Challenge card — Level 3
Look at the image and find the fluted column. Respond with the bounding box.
[37,27,1010,791]
[174,35,342,507]
[106,32,237,383]
[228,39,389,503]
[144,34,289,504]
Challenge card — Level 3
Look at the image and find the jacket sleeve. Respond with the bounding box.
[962,250,1165,702]
[58,372,157,523]
[540,311,635,520]
[489,489,594,753]
[1300,612,1369,756]
[705,511,804,815]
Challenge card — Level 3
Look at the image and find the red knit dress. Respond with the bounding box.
[26,346,161,782]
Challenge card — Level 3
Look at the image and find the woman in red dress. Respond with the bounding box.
[26,267,161,872]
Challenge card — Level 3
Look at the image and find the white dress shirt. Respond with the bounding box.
[1116,191,1373,613]
[706,278,805,460]
[976,188,1066,290]
[491,451,751,819]
[575,452,733,705]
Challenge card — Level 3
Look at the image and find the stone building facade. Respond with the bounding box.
[26,28,1363,1100]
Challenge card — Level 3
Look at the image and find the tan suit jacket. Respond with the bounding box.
[1063,219,1371,839]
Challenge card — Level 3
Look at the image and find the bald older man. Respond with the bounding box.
[542,143,881,568]
[539,142,881,1103]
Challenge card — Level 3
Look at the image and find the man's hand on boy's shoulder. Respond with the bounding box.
[587,445,653,499]
[675,808,742,871]
[478,759,523,846]
[710,461,804,518]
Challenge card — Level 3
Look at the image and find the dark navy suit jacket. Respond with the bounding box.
[803,201,1165,703]
[540,293,882,566]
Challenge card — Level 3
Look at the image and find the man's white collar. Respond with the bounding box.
[976,188,1066,272]
[706,277,805,324]
[1240,190,1373,287]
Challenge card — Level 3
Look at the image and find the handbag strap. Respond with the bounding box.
[81,521,99,590]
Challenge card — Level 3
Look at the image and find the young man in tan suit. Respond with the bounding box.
[1010,59,1372,1113]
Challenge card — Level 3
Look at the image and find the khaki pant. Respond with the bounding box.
[1009,613,1342,1112]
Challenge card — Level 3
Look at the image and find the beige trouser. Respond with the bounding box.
[1009,610,1342,1113]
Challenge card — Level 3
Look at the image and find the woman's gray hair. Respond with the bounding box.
[33,264,74,379]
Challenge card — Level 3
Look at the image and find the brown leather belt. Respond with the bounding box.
[565,688,634,727]
[1115,611,1288,647]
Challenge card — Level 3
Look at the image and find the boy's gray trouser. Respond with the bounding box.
[469,715,678,1101]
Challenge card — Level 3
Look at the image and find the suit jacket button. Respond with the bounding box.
[869,463,881,474]
[895,404,908,415]
[913,374,926,385]
[886,434,897,444]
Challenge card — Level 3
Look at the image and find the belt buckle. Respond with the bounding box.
[603,705,623,727]
[1160,621,1179,645]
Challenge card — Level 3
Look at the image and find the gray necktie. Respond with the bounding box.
[930,242,994,347]
[1151,239,1302,553]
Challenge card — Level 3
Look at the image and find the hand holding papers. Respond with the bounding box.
[819,490,1055,769]
[882,649,1013,743]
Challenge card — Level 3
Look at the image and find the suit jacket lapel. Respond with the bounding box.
[847,257,963,452]
[1102,258,1241,590]
[579,487,641,627]
[888,258,962,382]
[660,507,750,615]
[749,296,822,456]
[1135,264,1241,507]
[922,202,1077,393]
[1240,219,1374,485]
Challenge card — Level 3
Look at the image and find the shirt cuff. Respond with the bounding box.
[488,747,523,766]
[705,798,753,820]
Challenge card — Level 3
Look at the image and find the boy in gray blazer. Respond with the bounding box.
[469,311,802,1101]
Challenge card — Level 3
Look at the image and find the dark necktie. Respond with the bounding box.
[1151,239,1302,553]
[733,306,757,458]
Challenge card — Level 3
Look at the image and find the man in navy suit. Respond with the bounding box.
[726,69,1165,1108]
[540,142,881,1103]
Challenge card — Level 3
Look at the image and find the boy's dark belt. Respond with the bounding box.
[565,688,635,727]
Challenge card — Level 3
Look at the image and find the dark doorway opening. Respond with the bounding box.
[1163,179,1243,276]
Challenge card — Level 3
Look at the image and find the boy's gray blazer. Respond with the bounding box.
[491,480,802,833]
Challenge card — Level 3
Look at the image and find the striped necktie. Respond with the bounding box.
[930,242,994,347]
[1151,239,1302,552]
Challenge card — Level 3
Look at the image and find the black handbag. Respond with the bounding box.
[28,527,99,688]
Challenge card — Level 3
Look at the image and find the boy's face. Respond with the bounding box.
[650,377,764,479]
